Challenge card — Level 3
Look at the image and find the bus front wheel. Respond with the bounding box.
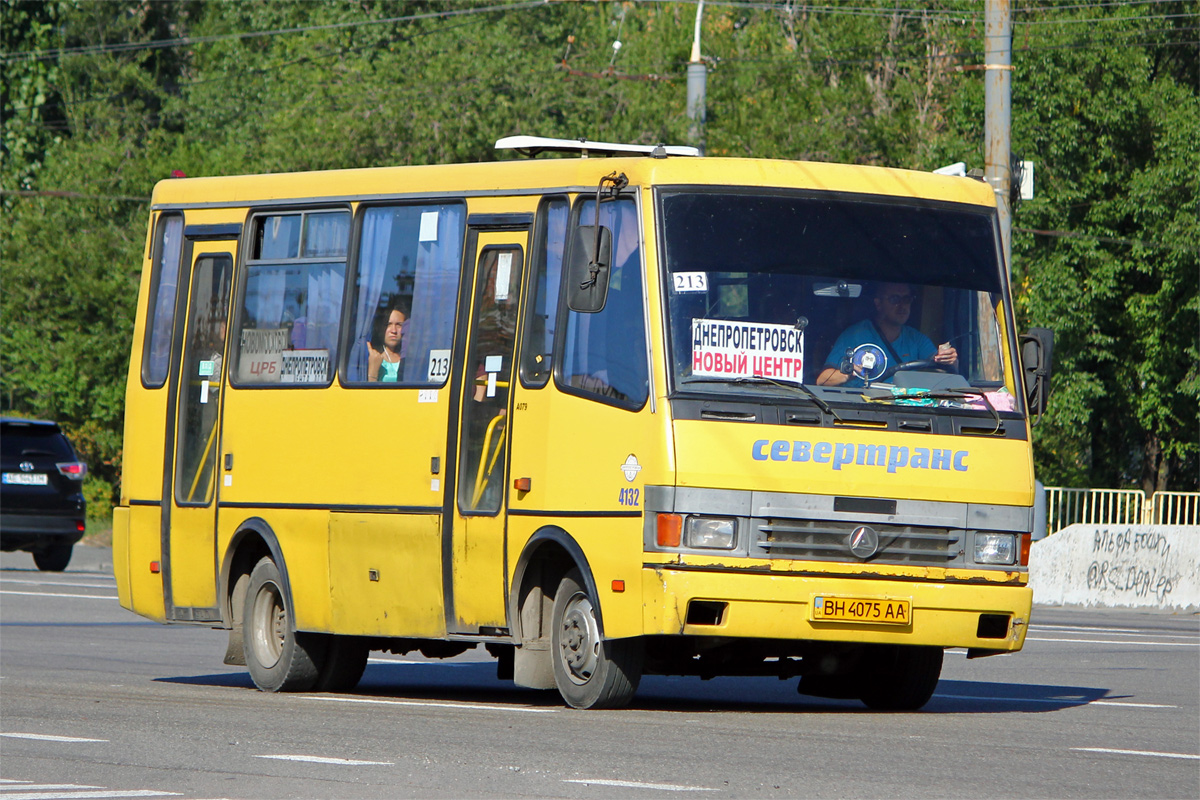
[243,557,323,692]
[550,569,642,709]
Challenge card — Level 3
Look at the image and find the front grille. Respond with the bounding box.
[755,518,962,565]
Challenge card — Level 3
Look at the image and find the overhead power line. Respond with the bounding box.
[1015,226,1190,251]
[0,0,548,64]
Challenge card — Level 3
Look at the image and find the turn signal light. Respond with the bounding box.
[612,580,625,593]
[1019,533,1032,566]
[149,561,160,574]
[656,513,682,547]
[513,477,532,492]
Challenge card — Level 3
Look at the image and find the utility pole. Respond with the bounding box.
[686,0,707,155]
[984,0,1013,275]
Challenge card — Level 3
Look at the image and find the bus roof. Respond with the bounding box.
[149,155,996,210]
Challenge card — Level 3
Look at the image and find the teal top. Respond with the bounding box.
[379,358,401,382]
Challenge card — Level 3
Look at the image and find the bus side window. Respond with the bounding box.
[519,197,568,388]
[234,211,350,386]
[558,197,649,408]
[141,214,184,387]
[343,203,465,386]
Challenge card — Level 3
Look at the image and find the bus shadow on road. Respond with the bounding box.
[156,662,1118,714]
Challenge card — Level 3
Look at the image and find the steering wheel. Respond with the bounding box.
[880,358,955,381]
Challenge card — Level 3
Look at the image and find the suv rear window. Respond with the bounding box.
[1,423,75,459]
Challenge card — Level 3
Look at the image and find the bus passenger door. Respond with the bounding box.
[166,243,235,619]
[450,232,527,633]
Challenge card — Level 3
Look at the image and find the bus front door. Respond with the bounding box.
[450,233,526,634]
[165,243,235,620]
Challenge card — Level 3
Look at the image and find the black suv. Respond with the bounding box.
[1,418,88,571]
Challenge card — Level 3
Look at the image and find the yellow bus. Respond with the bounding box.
[114,136,1052,709]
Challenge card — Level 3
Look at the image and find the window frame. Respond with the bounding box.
[551,191,651,412]
[337,199,468,389]
[519,194,570,390]
[229,205,353,390]
[140,212,186,389]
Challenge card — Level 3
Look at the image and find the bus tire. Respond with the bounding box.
[550,568,642,709]
[243,557,322,692]
[312,636,369,693]
[858,644,943,711]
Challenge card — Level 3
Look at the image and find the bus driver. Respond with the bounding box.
[816,282,957,387]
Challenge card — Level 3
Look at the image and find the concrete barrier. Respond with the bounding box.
[1028,524,1200,611]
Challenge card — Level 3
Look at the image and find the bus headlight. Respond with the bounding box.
[974,533,1016,565]
[685,517,736,550]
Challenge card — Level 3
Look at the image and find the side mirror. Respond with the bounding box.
[1019,327,1054,417]
[566,225,612,313]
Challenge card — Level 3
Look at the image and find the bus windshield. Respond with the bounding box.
[659,189,1020,413]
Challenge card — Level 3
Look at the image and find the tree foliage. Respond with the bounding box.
[1,0,1195,516]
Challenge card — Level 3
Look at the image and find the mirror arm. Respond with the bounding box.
[580,172,628,290]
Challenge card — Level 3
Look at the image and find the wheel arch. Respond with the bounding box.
[508,525,605,641]
[219,517,294,631]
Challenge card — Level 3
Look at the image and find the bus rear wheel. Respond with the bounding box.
[858,644,943,711]
[243,557,323,692]
[550,569,642,709]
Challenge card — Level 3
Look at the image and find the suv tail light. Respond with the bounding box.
[56,461,88,480]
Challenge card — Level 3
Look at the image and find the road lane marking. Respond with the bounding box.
[1,579,116,590]
[932,694,1176,708]
[1032,624,1198,637]
[0,785,104,791]
[1025,636,1196,647]
[565,779,715,792]
[254,755,394,766]
[1072,747,1200,760]
[0,590,118,601]
[306,695,556,714]
[0,792,180,799]
[1,733,108,743]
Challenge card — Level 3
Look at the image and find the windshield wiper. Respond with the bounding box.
[682,376,842,421]
[863,387,1002,432]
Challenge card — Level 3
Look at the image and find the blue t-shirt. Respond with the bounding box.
[823,320,936,387]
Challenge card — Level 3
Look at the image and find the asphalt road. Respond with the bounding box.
[2,546,1197,799]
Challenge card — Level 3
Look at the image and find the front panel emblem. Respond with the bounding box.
[620,454,642,482]
[848,525,880,559]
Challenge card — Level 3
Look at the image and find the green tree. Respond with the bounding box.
[1007,4,1199,491]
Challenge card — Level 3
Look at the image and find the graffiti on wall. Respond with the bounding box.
[1086,528,1177,603]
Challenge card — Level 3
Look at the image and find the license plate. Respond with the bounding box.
[812,595,911,625]
[2,472,48,486]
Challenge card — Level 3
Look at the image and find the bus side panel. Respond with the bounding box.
[507,386,675,641]
[219,508,332,633]
[218,387,447,508]
[122,212,168,504]
[122,505,166,622]
[112,506,132,609]
[122,388,170,502]
[329,512,445,638]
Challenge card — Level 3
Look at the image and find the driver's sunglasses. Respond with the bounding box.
[885,293,915,305]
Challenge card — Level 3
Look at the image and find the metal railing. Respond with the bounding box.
[1147,491,1200,526]
[1044,487,1199,534]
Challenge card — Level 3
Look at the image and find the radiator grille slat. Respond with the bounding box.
[755,518,962,565]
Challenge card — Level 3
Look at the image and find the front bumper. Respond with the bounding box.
[641,564,1031,651]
